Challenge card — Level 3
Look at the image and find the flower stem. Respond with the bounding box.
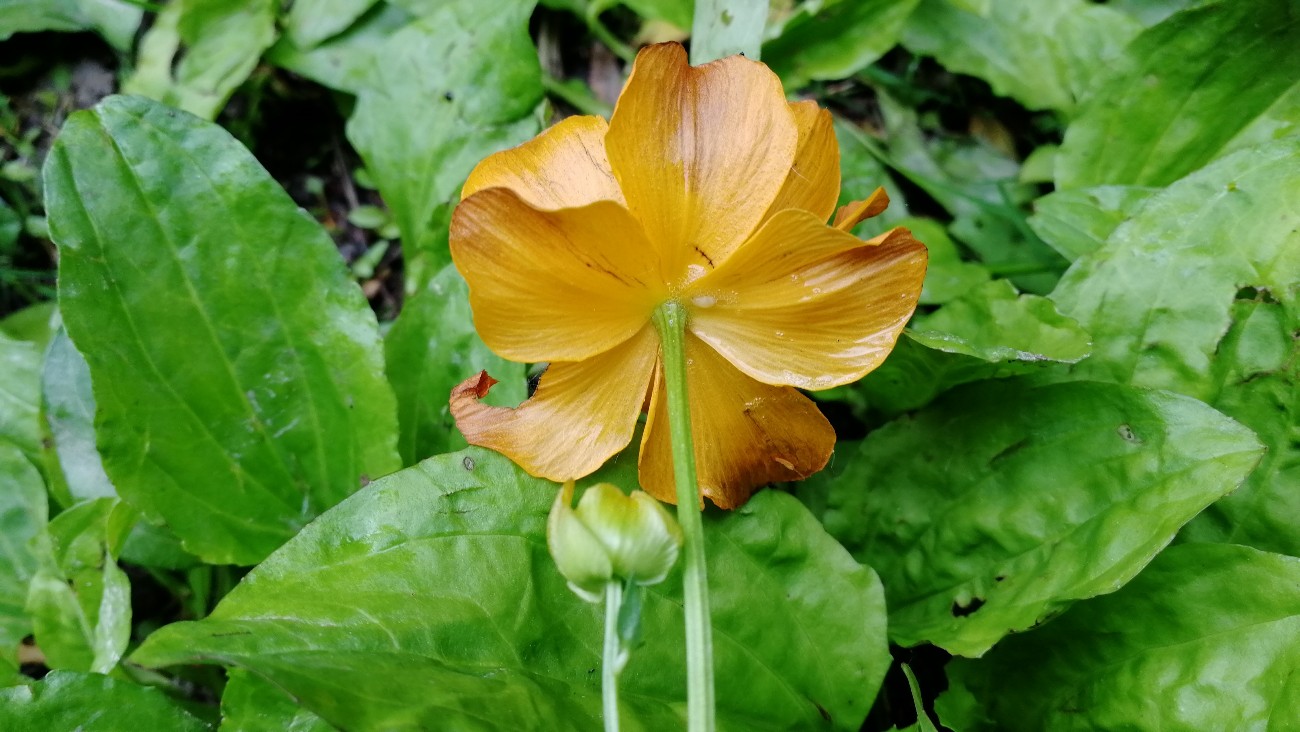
[651,301,715,732]
[603,581,623,732]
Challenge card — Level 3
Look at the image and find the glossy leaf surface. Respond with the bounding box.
[346,0,543,291]
[134,449,890,731]
[818,380,1261,657]
[0,441,45,670]
[1056,0,1300,187]
[765,0,920,89]
[0,670,212,731]
[384,264,526,467]
[1052,138,1300,555]
[939,544,1300,731]
[46,95,400,565]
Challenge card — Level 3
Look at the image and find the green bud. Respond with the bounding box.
[547,482,683,603]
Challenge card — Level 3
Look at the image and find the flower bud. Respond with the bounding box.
[547,482,683,602]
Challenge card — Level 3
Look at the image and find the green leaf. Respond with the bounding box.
[1027,185,1158,261]
[904,218,990,305]
[854,280,1089,414]
[281,0,380,50]
[122,0,278,120]
[873,92,1066,294]
[0,0,142,50]
[1051,138,1300,555]
[1056,0,1300,188]
[346,1,544,292]
[818,379,1262,657]
[45,95,401,565]
[384,264,527,467]
[0,441,46,671]
[0,670,212,731]
[901,0,1140,115]
[133,449,890,731]
[42,330,114,503]
[622,0,693,28]
[0,331,42,466]
[763,0,920,90]
[0,301,57,349]
[25,498,131,673]
[832,115,909,228]
[265,3,413,95]
[938,543,1300,730]
[221,668,336,732]
[690,0,765,64]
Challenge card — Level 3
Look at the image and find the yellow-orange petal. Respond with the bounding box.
[761,101,840,224]
[638,335,834,509]
[450,188,667,363]
[451,326,659,482]
[605,42,798,281]
[833,186,890,231]
[461,115,625,210]
[685,209,928,390]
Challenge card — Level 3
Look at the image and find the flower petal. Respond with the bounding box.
[833,186,890,231]
[451,326,659,482]
[685,209,928,390]
[638,335,834,509]
[451,188,667,362]
[762,101,840,223]
[462,115,624,210]
[605,42,798,281]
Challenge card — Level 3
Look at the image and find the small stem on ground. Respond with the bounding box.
[603,581,624,732]
[651,301,715,732]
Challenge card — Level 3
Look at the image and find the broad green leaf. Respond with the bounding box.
[1027,185,1158,261]
[904,218,989,305]
[1056,0,1300,188]
[832,116,908,228]
[384,264,526,467]
[221,668,336,732]
[42,329,114,502]
[1107,0,1205,27]
[122,0,278,120]
[346,1,544,292]
[0,301,56,348]
[133,449,890,731]
[763,0,920,89]
[266,3,413,94]
[0,0,142,49]
[690,0,765,63]
[819,380,1262,657]
[1051,138,1300,555]
[45,95,401,565]
[854,280,1089,414]
[0,670,212,731]
[25,498,131,673]
[901,0,1140,115]
[281,0,379,49]
[0,331,41,465]
[938,544,1300,730]
[0,441,46,673]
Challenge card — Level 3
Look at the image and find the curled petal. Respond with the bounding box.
[638,335,835,509]
[605,42,798,281]
[686,210,928,390]
[451,327,659,482]
[462,115,624,210]
[451,188,666,363]
[762,101,840,224]
[833,186,890,231]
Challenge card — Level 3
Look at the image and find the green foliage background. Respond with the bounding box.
[0,0,1297,729]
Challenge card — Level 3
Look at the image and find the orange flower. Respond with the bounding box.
[449,42,927,509]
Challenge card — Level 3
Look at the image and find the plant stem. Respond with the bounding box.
[585,4,637,64]
[603,581,624,732]
[690,0,767,64]
[540,73,614,119]
[651,301,715,732]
